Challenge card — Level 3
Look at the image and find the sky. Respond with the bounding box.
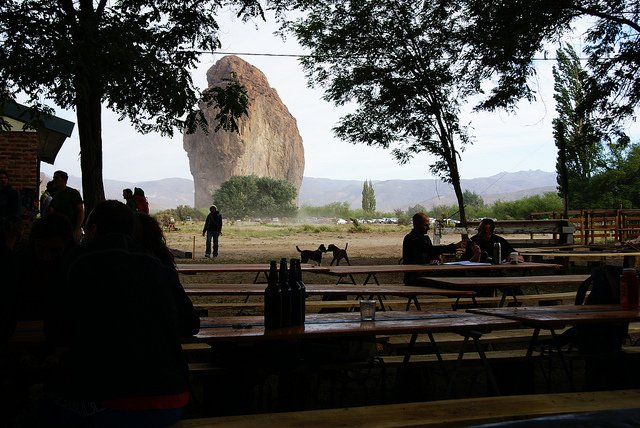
[35,11,638,184]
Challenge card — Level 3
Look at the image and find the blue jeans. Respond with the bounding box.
[205,230,220,257]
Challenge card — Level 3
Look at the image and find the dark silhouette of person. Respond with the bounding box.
[43,200,198,427]
[464,218,523,263]
[402,212,465,284]
[48,170,84,243]
[202,205,222,258]
[122,188,136,211]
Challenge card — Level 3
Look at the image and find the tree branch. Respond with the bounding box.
[570,4,640,34]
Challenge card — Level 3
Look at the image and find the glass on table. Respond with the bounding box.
[359,299,376,321]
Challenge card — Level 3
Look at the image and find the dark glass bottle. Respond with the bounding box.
[264,260,282,330]
[492,242,501,265]
[290,259,306,326]
[279,258,292,328]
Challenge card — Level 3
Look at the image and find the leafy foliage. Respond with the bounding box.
[464,0,640,132]
[463,190,485,210]
[213,175,298,219]
[0,1,262,213]
[274,0,488,225]
[492,193,564,220]
[569,144,640,208]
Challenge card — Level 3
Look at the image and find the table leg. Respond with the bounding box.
[252,271,269,284]
[526,328,541,357]
[362,273,380,286]
[445,334,470,397]
[402,334,418,365]
[470,332,500,395]
[405,295,420,311]
[549,328,574,391]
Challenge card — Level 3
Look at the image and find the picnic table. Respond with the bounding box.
[520,251,640,270]
[324,262,563,285]
[176,263,329,282]
[192,311,520,395]
[468,304,640,389]
[184,283,477,311]
[416,274,590,307]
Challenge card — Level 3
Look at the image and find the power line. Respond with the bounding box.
[204,50,589,61]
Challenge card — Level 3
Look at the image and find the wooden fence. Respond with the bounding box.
[530,209,640,244]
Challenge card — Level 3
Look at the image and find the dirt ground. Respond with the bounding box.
[165,221,461,264]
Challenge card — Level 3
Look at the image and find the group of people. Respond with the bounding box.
[1,180,199,426]
[122,187,149,215]
[402,212,524,284]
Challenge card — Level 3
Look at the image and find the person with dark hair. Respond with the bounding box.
[402,212,465,284]
[464,218,523,263]
[133,212,175,268]
[133,187,149,214]
[122,188,136,211]
[49,170,84,243]
[44,200,199,427]
[0,168,21,223]
[202,205,222,258]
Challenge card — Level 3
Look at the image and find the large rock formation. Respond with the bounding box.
[184,55,305,208]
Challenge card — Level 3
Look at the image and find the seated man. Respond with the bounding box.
[402,212,464,284]
[44,200,199,426]
[464,218,524,263]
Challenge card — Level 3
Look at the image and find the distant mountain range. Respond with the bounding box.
[50,170,557,212]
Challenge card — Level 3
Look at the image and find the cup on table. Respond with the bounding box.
[359,299,376,321]
[510,251,519,264]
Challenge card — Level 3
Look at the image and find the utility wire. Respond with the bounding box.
[202,50,590,61]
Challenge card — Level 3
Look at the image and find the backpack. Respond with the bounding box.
[560,265,629,354]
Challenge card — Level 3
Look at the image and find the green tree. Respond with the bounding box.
[552,44,604,212]
[463,190,484,210]
[361,180,376,213]
[492,192,564,220]
[0,1,263,215]
[465,0,640,132]
[575,144,640,209]
[213,175,297,219]
[275,0,485,228]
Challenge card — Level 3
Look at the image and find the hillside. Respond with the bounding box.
[50,170,556,212]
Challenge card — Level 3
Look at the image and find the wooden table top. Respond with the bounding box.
[185,284,475,297]
[191,311,519,343]
[417,274,591,289]
[468,304,640,328]
[523,252,640,258]
[176,263,330,274]
[326,262,562,276]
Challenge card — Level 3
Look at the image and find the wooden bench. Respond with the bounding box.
[192,291,578,315]
[449,219,575,247]
[193,299,412,315]
[388,322,640,349]
[177,389,640,427]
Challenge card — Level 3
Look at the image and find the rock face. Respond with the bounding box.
[184,55,305,208]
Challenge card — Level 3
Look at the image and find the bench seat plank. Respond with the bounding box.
[177,389,640,427]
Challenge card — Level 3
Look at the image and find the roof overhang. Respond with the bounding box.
[1,101,75,164]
